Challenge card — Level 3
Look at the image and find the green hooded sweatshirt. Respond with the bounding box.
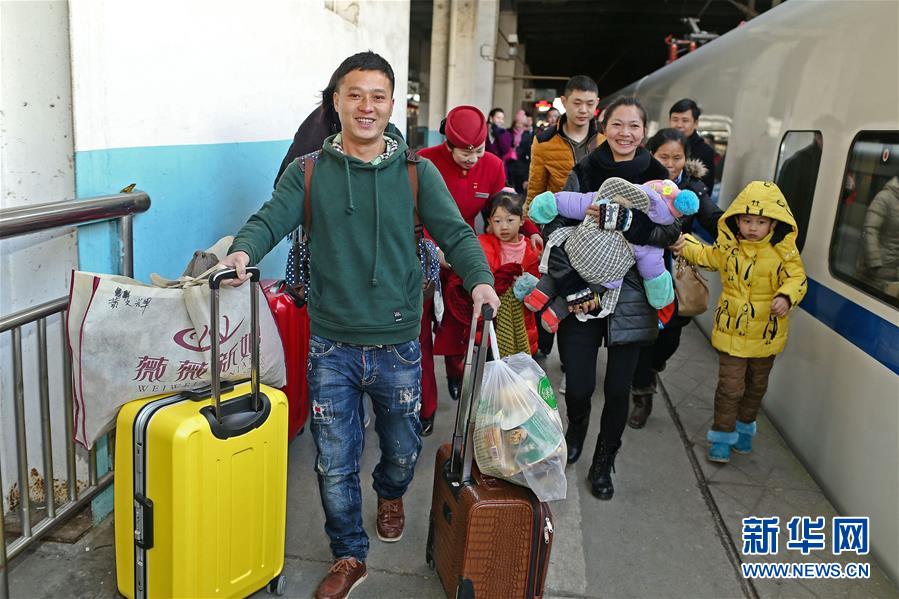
[229,133,493,345]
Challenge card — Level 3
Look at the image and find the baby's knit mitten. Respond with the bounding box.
[595,201,633,231]
[513,272,539,301]
[528,191,559,225]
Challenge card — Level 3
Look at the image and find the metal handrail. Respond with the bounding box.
[0,191,150,239]
[0,298,68,334]
[0,191,151,598]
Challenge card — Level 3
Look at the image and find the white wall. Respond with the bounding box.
[69,0,410,152]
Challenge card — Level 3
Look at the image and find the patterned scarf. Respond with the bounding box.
[331,133,398,165]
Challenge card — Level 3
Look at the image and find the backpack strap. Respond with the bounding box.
[406,150,437,296]
[407,159,421,238]
[303,156,314,233]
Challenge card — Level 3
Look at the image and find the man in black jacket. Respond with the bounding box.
[669,98,716,192]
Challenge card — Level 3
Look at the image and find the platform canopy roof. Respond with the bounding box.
[408,0,783,98]
[510,0,782,95]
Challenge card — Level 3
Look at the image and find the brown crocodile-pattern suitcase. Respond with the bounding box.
[427,444,553,598]
[426,308,554,599]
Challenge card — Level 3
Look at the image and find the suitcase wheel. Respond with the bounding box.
[455,579,475,599]
[267,574,286,596]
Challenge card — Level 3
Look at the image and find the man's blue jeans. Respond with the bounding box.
[307,335,423,561]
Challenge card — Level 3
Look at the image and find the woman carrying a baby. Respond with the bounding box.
[531,97,683,501]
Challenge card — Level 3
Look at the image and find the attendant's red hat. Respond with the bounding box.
[441,105,487,150]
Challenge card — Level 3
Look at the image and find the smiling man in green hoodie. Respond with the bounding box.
[220,52,498,599]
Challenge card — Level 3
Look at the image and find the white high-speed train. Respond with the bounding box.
[614,0,898,581]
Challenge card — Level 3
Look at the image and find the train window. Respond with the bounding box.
[697,116,731,204]
[774,131,822,252]
[829,131,899,309]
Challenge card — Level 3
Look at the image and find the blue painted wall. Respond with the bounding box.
[74,139,295,521]
[74,140,293,280]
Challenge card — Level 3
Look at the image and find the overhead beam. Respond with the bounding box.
[725,0,760,18]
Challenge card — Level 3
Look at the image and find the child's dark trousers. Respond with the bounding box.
[712,352,776,432]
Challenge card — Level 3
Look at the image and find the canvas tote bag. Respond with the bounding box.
[67,267,285,448]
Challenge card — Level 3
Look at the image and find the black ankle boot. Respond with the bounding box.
[588,438,620,500]
[446,377,462,401]
[565,416,590,464]
[627,394,653,429]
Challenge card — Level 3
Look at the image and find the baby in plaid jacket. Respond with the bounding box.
[525,178,698,332]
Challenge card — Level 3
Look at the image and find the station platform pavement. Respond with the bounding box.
[7,323,898,598]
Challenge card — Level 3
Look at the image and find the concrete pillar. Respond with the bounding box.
[492,10,517,116]
[426,0,500,145]
[446,0,499,115]
[426,0,450,146]
[511,42,527,113]
[1,0,84,517]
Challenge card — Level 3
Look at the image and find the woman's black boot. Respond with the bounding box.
[587,437,620,500]
[627,393,653,429]
[565,416,590,464]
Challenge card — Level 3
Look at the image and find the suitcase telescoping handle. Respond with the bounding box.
[449,304,494,483]
[209,267,261,421]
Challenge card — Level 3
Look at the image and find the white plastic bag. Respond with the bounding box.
[472,325,567,501]
[502,353,558,411]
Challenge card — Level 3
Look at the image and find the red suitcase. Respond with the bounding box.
[426,308,554,599]
[262,279,310,439]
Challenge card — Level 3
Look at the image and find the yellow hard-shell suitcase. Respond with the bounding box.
[114,268,289,598]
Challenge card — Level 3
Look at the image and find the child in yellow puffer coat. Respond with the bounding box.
[675,181,807,463]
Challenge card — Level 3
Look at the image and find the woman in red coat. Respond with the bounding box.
[417,105,542,435]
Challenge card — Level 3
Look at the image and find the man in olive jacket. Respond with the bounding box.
[220,52,499,599]
[524,75,603,217]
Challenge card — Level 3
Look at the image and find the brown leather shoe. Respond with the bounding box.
[314,557,367,599]
[376,496,405,542]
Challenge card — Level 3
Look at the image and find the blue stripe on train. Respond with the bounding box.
[800,278,899,375]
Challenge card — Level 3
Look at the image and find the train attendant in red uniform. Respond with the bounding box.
[418,105,543,435]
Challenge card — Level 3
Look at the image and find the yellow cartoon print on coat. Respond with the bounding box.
[680,181,807,358]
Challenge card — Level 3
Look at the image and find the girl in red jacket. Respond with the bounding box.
[438,191,541,361]
[480,191,542,356]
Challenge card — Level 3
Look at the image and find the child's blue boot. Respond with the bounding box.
[733,420,757,454]
[707,429,738,463]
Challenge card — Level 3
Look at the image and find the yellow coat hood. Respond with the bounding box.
[717,180,799,257]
